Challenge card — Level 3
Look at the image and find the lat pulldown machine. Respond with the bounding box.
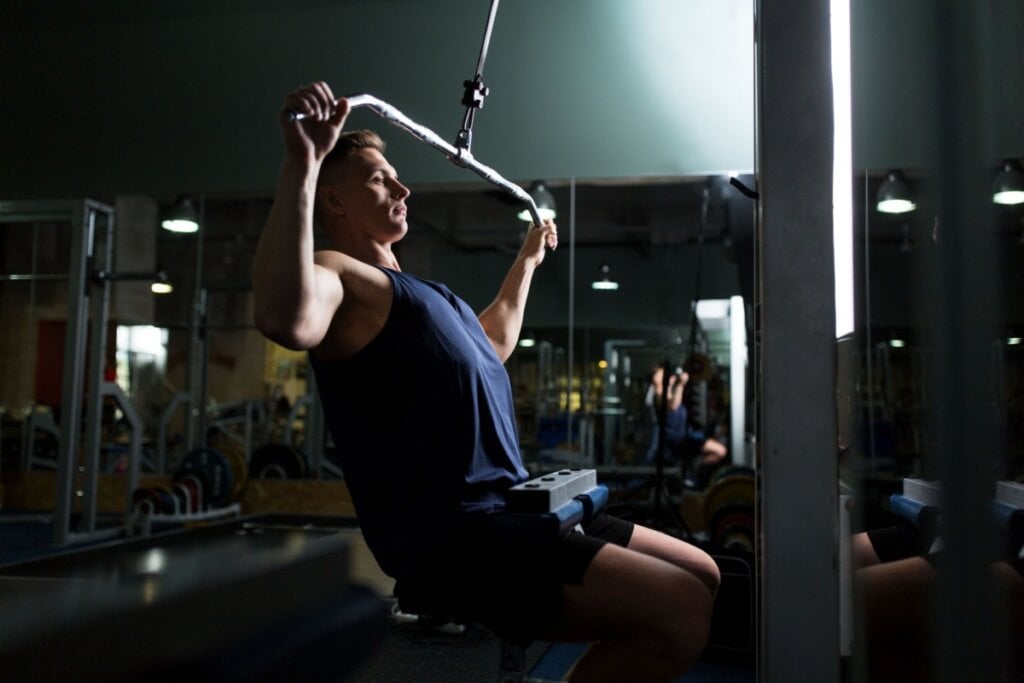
[288,0,545,227]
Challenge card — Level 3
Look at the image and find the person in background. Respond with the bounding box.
[645,364,727,486]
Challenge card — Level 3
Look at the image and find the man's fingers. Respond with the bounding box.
[311,81,341,120]
[328,97,350,124]
[284,82,344,122]
[534,219,558,250]
[283,90,316,121]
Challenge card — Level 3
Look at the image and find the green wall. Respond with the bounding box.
[0,0,755,199]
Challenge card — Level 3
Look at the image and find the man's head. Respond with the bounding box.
[323,129,387,168]
[315,130,410,245]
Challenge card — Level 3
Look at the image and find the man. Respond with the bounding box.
[645,365,728,483]
[253,81,719,682]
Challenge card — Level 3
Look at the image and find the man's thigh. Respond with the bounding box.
[541,541,713,642]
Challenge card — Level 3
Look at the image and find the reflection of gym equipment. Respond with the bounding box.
[177,447,238,508]
[0,516,389,682]
[702,466,755,552]
[284,371,341,479]
[0,200,163,546]
[250,443,308,480]
[129,445,250,534]
[889,478,1024,557]
[706,553,756,663]
[599,339,645,466]
[20,407,61,470]
[206,399,269,466]
[156,391,190,474]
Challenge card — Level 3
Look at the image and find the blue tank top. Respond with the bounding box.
[309,267,528,579]
[664,405,689,445]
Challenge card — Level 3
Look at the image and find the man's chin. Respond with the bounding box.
[382,222,408,242]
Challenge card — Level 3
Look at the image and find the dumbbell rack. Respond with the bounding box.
[130,443,249,536]
[127,501,241,537]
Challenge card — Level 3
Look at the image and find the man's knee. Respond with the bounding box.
[699,553,722,596]
[675,544,721,598]
[649,570,715,670]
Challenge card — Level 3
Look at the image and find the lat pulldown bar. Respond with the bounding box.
[290,3,539,223]
[291,94,542,226]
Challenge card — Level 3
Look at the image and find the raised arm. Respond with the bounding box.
[666,371,686,411]
[252,83,349,350]
[478,220,558,362]
[651,367,686,412]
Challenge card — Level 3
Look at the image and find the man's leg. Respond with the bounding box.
[540,527,717,682]
[858,556,936,683]
[626,524,721,596]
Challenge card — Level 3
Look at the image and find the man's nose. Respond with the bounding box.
[391,180,410,199]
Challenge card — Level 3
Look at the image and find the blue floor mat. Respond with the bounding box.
[0,515,128,567]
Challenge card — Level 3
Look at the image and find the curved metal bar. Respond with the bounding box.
[292,94,542,225]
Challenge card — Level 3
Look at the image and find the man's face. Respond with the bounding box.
[328,147,410,242]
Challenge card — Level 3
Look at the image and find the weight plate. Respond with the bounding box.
[131,487,161,515]
[220,445,249,500]
[178,447,233,507]
[250,444,307,480]
[151,484,177,515]
[177,471,210,511]
[708,465,755,488]
[703,474,755,521]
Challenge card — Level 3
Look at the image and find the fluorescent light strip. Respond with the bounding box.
[832,0,855,338]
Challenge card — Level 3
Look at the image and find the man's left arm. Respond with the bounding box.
[478,220,558,362]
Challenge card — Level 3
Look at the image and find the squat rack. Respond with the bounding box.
[0,200,158,546]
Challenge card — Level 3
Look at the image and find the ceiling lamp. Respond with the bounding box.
[993,159,1024,206]
[876,170,916,214]
[591,263,619,291]
[161,196,200,233]
[517,181,557,222]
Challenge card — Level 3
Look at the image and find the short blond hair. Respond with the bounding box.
[315,130,387,225]
[322,129,386,169]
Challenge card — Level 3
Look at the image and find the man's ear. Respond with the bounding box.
[318,186,346,217]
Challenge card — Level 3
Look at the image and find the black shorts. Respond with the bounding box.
[395,511,634,644]
[866,524,927,564]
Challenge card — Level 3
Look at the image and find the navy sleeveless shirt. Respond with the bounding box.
[309,267,529,579]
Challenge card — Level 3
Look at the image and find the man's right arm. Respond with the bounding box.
[252,160,338,349]
[252,83,348,350]
[667,374,685,411]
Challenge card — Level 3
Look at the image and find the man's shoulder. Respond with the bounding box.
[313,248,359,271]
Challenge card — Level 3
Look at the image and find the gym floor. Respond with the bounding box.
[0,514,755,682]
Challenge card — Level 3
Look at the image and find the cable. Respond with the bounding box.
[455,0,501,151]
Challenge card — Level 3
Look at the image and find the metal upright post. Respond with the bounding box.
[194,287,209,449]
[757,0,839,680]
[0,200,114,546]
[184,198,205,452]
[929,5,1002,681]
[728,295,747,464]
[566,178,576,452]
[81,208,115,533]
[305,370,326,477]
[54,201,98,546]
